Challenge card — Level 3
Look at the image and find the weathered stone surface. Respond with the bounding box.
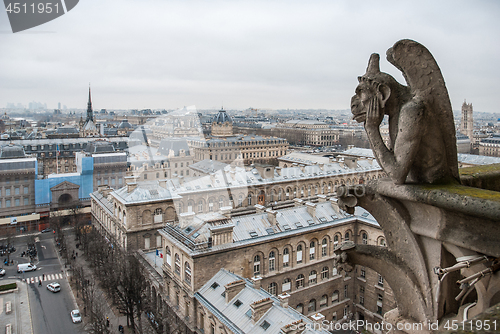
[350,39,459,185]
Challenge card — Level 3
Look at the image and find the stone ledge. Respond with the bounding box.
[370,179,500,221]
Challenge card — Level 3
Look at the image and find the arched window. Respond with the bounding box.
[219,197,224,209]
[296,245,303,264]
[185,262,191,284]
[309,270,317,284]
[362,233,368,245]
[283,248,290,267]
[268,282,277,296]
[269,251,276,271]
[248,193,252,205]
[296,274,304,289]
[321,238,328,256]
[320,294,328,308]
[174,254,180,275]
[238,194,243,207]
[282,278,291,292]
[345,232,350,241]
[198,200,204,213]
[332,290,339,303]
[253,255,261,275]
[187,200,194,212]
[308,299,316,313]
[309,241,315,260]
[166,247,171,267]
[296,303,304,314]
[334,235,339,247]
[321,266,329,279]
[379,238,386,247]
[208,199,214,212]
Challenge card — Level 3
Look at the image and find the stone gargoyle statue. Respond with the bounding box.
[351,39,459,185]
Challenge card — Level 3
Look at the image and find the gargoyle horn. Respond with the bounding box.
[366,53,380,75]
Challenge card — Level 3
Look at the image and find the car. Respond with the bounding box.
[0,268,5,276]
[71,309,82,323]
[47,282,61,292]
[17,263,37,273]
[41,228,52,233]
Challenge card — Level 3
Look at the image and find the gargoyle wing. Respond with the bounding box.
[386,39,459,182]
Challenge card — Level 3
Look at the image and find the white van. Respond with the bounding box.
[17,263,37,273]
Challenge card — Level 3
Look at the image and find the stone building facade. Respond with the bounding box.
[154,199,394,333]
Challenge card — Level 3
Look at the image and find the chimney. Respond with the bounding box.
[275,167,282,176]
[178,176,184,185]
[209,220,234,246]
[127,182,138,192]
[250,298,273,323]
[159,179,167,189]
[310,313,326,326]
[299,165,305,172]
[124,176,136,185]
[318,163,324,170]
[281,319,306,334]
[266,209,277,225]
[219,206,232,218]
[317,194,327,202]
[179,212,195,229]
[250,275,262,289]
[294,198,303,207]
[224,279,246,303]
[330,197,340,211]
[345,157,358,169]
[254,204,266,213]
[278,292,290,308]
[306,202,316,217]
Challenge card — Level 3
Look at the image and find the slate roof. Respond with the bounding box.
[195,269,330,334]
[112,181,182,204]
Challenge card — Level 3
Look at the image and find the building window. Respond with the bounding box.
[24,198,28,206]
[360,286,365,294]
[332,291,339,303]
[344,306,349,318]
[334,235,339,247]
[144,237,150,249]
[15,199,20,206]
[296,245,303,264]
[377,294,384,315]
[269,251,275,271]
[247,193,252,206]
[208,199,214,212]
[378,274,384,287]
[309,270,317,284]
[345,232,350,241]
[24,186,28,194]
[321,238,328,256]
[5,188,10,196]
[321,266,329,279]
[174,254,181,274]
[283,248,290,267]
[185,262,191,284]
[362,233,368,244]
[296,274,304,289]
[219,197,224,209]
[360,267,366,278]
[282,278,291,292]
[344,285,348,298]
[253,255,261,276]
[379,238,386,246]
[320,294,328,308]
[166,247,171,267]
[268,282,277,296]
[144,174,147,180]
[308,299,316,313]
[359,295,364,305]
[309,241,315,260]
[296,304,304,314]
[198,200,203,213]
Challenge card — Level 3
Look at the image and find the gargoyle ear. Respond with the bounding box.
[377,84,391,108]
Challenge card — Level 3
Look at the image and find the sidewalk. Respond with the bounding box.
[59,230,134,334]
[0,279,33,334]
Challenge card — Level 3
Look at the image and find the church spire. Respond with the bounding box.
[87,85,93,122]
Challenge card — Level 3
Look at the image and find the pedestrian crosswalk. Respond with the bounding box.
[24,273,65,284]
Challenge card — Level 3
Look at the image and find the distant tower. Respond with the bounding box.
[86,86,94,122]
[460,100,474,141]
[211,107,233,137]
[80,86,99,137]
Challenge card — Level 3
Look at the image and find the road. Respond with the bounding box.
[0,232,86,334]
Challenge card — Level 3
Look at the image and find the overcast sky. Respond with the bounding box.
[0,0,499,113]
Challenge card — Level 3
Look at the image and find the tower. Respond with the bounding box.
[211,107,233,137]
[87,86,94,122]
[460,100,473,140]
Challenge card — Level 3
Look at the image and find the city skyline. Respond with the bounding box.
[1,0,499,113]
